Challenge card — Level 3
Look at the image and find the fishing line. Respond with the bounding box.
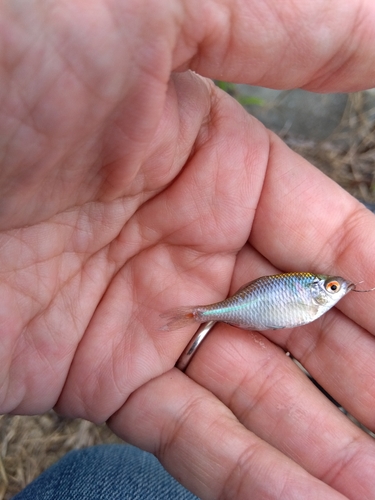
[352,280,375,292]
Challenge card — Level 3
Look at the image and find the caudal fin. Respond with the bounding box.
[160,306,198,331]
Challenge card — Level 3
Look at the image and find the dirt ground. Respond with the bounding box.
[283,92,375,205]
[1,91,374,499]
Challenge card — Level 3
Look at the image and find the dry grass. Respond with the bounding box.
[283,92,375,204]
[0,413,121,499]
[1,91,374,499]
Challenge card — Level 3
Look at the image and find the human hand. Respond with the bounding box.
[2,1,375,498]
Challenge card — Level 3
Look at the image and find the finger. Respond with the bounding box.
[250,133,375,335]
[187,323,375,498]
[108,369,347,500]
[3,0,375,228]
[176,0,375,91]
[227,243,375,433]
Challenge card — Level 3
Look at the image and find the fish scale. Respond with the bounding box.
[195,273,325,330]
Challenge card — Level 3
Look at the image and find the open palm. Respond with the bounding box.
[2,1,375,498]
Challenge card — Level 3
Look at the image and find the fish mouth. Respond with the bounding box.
[347,283,356,292]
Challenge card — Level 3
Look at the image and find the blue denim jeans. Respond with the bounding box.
[14,444,199,500]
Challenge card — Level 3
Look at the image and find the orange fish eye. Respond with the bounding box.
[325,280,341,292]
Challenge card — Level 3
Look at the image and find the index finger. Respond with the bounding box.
[250,133,375,335]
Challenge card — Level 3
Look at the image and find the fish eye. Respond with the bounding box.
[325,280,341,293]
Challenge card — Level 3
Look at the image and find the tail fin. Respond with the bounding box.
[160,306,198,331]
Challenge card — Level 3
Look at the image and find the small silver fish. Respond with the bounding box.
[161,272,355,331]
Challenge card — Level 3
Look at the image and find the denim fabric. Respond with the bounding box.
[14,444,199,500]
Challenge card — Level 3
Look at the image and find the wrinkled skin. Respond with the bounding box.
[2,1,375,498]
